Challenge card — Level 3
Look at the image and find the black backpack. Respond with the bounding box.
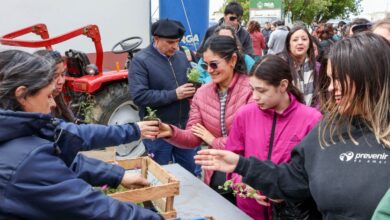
[65,49,90,77]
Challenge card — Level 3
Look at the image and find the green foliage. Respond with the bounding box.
[220,0,362,24]
[78,95,96,123]
[283,0,363,24]
[101,185,128,195]
[143,107,158,120]
[187,67,201,83]
[218,180,257,199]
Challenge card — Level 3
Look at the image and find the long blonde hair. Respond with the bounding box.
[319,32,390,148]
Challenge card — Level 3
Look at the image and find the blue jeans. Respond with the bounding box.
[143,139,197,175]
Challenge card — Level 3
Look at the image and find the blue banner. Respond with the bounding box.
[159,0,209,51]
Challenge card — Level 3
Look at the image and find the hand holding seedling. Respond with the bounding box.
[120,172,150,189]
[157,122,173,138]
[194,149,239,173]
[191,123,215,145]
[136,120,160,140]
[176,83,195,100]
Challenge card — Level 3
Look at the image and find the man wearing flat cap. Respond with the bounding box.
[129,19,197,175]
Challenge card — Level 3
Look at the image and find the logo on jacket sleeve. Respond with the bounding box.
[339,151,354,161]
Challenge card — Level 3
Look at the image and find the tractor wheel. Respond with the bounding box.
[93,82,145,157]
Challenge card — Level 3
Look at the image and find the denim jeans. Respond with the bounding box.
[143,139,197,175]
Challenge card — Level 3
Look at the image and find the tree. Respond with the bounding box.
[283,0,362,24]
[220,0,362,25]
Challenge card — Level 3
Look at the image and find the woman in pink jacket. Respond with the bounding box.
[158,35,252,201]
[225,55,322,220]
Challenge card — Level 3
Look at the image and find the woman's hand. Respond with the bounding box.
[136,121,160,139]
[253,193,271,207]
[120,172,150,189]
[194,149,239,173]
[191,123,215,145]
[157,122,173,138]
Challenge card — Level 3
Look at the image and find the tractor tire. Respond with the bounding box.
[93,82,145,157]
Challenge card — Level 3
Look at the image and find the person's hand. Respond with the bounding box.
[176,83,196,100]
[253,193,271,206]
[191,123,215,145]
[157,122,173,138]
[136,121,160,139]
[120,172,150,189]
[194,149,239,173]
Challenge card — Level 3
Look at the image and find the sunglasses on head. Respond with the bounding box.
[351,23,372,34]
[200,55,229,71]
[229,16,240,22]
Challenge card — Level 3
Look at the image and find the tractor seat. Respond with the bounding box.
[65,49,91,77]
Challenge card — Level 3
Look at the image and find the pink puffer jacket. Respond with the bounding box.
[166,73,252,184]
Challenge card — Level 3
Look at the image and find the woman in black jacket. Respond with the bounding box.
[194,32,390,220]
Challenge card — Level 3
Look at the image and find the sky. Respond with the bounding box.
[360,0,389,14]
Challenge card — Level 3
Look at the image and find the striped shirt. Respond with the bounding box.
[218,90,228,137]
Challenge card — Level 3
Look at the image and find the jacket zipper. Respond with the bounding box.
[264,112,278,220]
[168,58,182,128]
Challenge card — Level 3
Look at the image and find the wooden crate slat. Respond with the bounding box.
[147,158,178,183]
[109,157,179,219]
[116,157,143,170]
[152,198,167,212]
[141,157,148,178]
[165,196,174,211]
[160,210,177,219]
[110,182,179,203]
[80,147,115,162]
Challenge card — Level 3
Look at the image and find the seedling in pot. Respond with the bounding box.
[143,107,159,121]
[187,67,202,90]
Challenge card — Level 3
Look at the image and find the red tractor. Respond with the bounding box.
[0,23,145,157]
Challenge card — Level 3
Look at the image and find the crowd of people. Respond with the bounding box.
[1,1,390,219]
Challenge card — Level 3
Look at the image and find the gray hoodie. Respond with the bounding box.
[267,26,289,55]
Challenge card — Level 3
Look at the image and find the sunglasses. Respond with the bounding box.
[200,55,229,70]
[351,23,372,34]
[229,16,240,22]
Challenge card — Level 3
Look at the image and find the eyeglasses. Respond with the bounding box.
[229,16,240,22]
[200,55,229,70]
[351,23,372,34]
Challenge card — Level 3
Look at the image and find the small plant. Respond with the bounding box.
[187,67,201,83]
[187,67,202,89]
[100,184,128,195]
[143,107,159,121]
[77,94,96,123]
[100,184,144,207]
[218,180,257,199]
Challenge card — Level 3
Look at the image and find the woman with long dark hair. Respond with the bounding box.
[34,50,80,123]
[224,55,321,220]
[195,32,390,220]
[158,35,253,202]
[279,26,319,107]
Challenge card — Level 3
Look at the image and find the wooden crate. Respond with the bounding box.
[109,157,180,219]
[80,147,116,162]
